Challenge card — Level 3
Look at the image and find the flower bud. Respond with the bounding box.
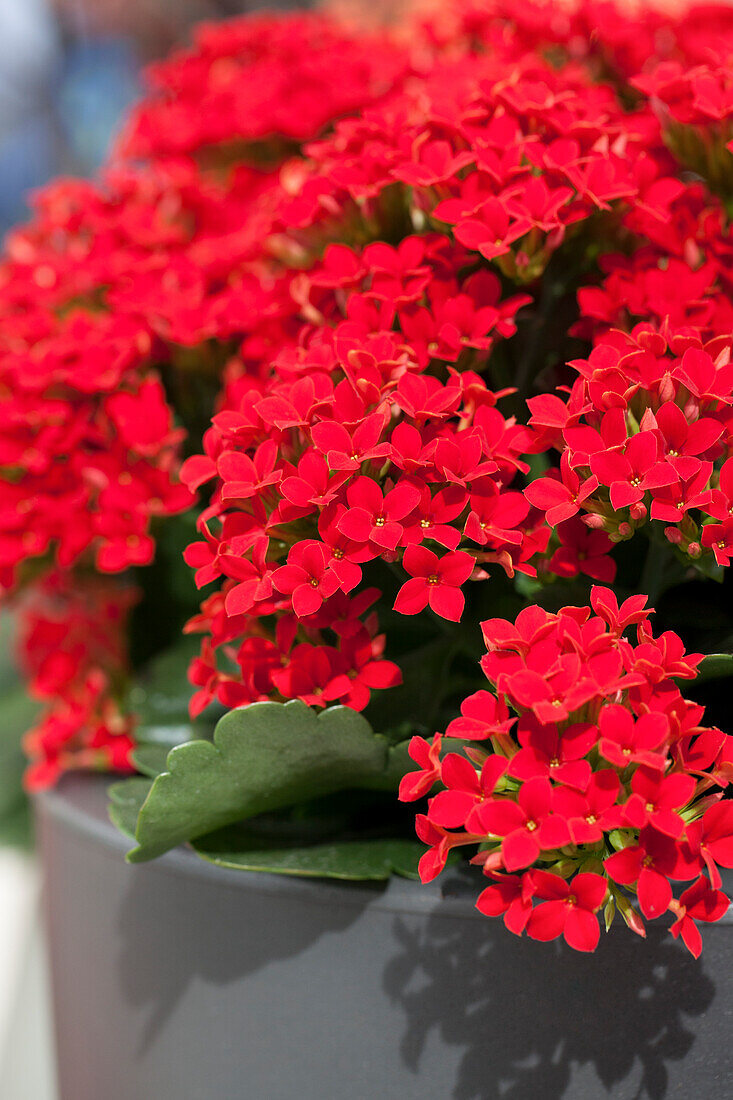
[616,893,646,938]
[683,239,702,268]
[658,373,676,404]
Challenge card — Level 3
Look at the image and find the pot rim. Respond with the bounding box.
[34,772,484,920]
[35,772,733,925]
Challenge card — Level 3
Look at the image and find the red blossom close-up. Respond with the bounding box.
[3,0,733,972]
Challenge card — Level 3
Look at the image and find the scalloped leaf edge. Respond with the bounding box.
[126,700,412,863]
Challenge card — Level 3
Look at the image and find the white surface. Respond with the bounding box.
[0,853,56,1100]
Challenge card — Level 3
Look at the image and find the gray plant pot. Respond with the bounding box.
[36,774,733,1100]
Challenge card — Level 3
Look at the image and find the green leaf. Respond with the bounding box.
[0,803,33,848]
[0,614,20,695]
[132,731,214,779]
[0,684,40,847]
[108,777,154,839]
[694,653,733,683]
[192,829,422,880]
[127,701,412,863]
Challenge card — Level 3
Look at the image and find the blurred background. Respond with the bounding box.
[0,2,317,1097]
[0,0,305,233]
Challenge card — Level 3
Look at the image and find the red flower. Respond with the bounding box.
[463,484,529,549]
[321,626,401,711]
[414,815,479,883]
[399,734,443,802]
[310,411,390,473]
[337,477,421,553]
[392,139,474,188]
[280,452,347,513]
[393,373,462,423]
[401,485,466,551]
[590,431,676,512]
[270,643,341,707]
[669,877,729,958]
[552,771,624,845]
[256,376,332,432]
[604,827,699,919]
[218,441,282,501]
[272,541,344,617]
[393,546,474,622]
[222,538,274,617]
[623,767,696,838]
[707,456,733,520]
[429,754,507,828]
[12,3,733,963]
[701,518,733,566]
[106,379,178,457]
[524,453,599,527]
[509,719,596,790]
[450,198,530,262]
[363,237,431,305]
[597,706,669,770]
[476,873,535,936]
[649,462,712,524]
[501,654,600,725]
[527,871,608,952]
[549,518,616,584]
[685,802,733,889]
[387,423,434,475]
[444,690,515,741]
[471,777,571,872]
[590,587,650,635]
[504,177,574,232]
[646,402,722,473]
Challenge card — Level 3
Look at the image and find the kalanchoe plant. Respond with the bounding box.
[4,2,733,952]
[400,588,733,954]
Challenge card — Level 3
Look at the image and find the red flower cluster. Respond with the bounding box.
[0,13,419,780]
[573,182,733,343]
[181,266,541,714]
[117,14,411,160]
[2,0,733,956]
[525,326,733,563]
[400,589,733,955]
[17,573,137,787]
[180,9,691,714]
[0,179,193,591]
[632,52,733,196]
[634,61,733,131]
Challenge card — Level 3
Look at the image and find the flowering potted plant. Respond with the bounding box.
[10,2,733,1096]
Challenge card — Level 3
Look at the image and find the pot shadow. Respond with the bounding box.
[383,877,716,1100]
[116,861,374,1057]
